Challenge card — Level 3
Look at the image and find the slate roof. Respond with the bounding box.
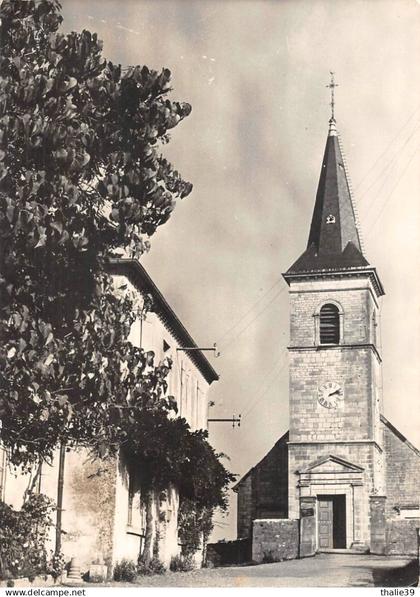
[232,430,289,491]
[286,120,370,275]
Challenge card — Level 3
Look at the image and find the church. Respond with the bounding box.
[234,109,420,558]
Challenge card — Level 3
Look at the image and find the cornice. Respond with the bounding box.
[283,267,385,298]
[288,343,382,363]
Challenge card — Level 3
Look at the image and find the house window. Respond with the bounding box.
[319,304,340,344]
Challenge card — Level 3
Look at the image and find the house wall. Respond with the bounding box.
[110,275,212,567]
[2,270,214,572]
[2,448,118,571]
[113,275,210,432]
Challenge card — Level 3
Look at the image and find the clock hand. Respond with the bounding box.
[328,389,341,397]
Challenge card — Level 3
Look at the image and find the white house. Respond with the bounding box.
[0,257,219,572]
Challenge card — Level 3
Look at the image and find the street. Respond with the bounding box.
[104,553,417,588]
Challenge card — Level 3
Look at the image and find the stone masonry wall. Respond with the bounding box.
[386,520,420,556]
[237,475,253,539]
[252,519,298,563]
[253,432,289,520]
[288,278,381,446]
[289,347,375,443]
[63,450,118,571]
[236,432,289,539]
[288,442,378,545]
[382,418,420,518]
[289,282,377,348]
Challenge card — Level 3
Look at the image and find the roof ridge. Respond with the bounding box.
[337,131,365,254]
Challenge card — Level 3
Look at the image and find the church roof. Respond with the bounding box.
[286,118,370,275]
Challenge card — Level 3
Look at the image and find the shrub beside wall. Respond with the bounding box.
[0,493,55,581]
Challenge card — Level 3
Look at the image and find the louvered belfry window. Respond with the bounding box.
[319,304,340,344]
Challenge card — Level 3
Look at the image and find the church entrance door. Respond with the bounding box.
[317,495,346,549]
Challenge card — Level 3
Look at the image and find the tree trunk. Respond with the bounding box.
[140,490,154,566]
[201,531,207,568]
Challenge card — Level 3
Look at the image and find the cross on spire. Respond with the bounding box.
[326,71,338,121]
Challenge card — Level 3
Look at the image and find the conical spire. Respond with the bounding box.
[287,119,369,274]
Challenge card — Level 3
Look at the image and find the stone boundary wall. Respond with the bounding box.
[386,519,420,556]
[206,538,251,567]
[252,519,298,563]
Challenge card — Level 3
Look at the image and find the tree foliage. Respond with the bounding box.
[0,492,54,579]
[124,410,235,511]
[0,0,192,467]
[0,0,233,554]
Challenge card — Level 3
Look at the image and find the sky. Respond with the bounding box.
[61,0,420,540]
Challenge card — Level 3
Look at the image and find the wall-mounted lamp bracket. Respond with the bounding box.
[177,342,220,358]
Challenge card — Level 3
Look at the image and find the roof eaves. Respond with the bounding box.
[106,258,219,385]
[380,414,420,457]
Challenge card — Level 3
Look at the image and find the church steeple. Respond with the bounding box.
[287,118,369,274]
[307,118,364,254]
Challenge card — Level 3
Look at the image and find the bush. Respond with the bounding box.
[169,554,195,573]
[46,552,65,582]
[137,558,166,576]
[0,494,54,580]
[113,559,137,582]
[262,551,278,564]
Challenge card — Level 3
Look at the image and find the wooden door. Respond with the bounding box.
[318,497,333,549]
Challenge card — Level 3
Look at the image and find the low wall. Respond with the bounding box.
[206,539,251,567]
[252,519,298,563]
[386,519,420,556]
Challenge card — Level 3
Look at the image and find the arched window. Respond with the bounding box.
[319,303,340,344]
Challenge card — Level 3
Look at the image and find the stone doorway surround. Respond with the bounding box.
[297,455,366,550]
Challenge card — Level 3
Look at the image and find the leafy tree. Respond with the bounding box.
[0,0,192,466]
[123,405,235,564]
[0,0,233,566]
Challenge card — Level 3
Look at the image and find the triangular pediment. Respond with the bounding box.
[299,454,364,475]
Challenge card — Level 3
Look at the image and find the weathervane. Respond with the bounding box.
[326,71,338,121]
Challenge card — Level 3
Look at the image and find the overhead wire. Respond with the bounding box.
[216,278,283,346]
[220,286,287,354]
[216,112,419,356]
[242,358,288,421]
[353,103,420,194]
[357,121,420,207]
[236,348,288,417]
[368,147,418,235]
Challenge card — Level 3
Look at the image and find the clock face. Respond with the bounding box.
[318,381,343,409]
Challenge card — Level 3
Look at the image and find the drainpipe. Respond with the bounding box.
[55,444,66,554]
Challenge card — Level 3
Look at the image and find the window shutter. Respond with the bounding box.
[319,304,340,344]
